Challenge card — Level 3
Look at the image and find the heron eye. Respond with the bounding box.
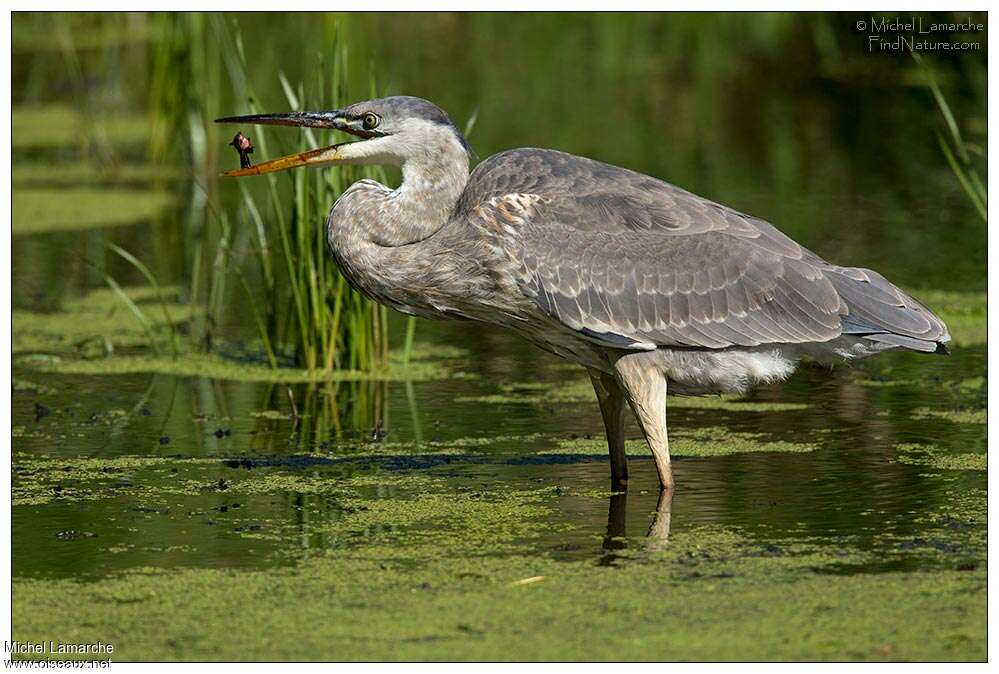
[362,113,379,130]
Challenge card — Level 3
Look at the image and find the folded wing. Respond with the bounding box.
[463,148,949,353]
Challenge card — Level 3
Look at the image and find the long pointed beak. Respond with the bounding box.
[215,111,344,129]
[214,110,348,177]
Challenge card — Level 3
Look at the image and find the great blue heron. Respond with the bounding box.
[217,96,950,492]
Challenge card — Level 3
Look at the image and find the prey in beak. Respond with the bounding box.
[214,110,381,177]
[228,132,254,169]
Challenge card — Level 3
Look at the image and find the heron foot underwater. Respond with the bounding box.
[217,96,950,493]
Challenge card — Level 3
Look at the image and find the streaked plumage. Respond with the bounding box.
[219,95,950,491]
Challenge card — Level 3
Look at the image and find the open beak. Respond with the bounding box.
[214,110,351,177]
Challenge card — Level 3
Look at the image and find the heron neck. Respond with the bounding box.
[372,143,469,247]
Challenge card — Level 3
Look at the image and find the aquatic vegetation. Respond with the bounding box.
[13,162,182,186]
[13,187,175,236]
[12,427,48,440]
[11,520,984,661]
[893,444,986,472]
[17,351,460,383]
[548,427,814,458]
[456,379,594,405]
[250,410,291,420]
[285,426,812,463]
[15,288,469,395]
[929,487,987,531]
[12,105,149,150]
[12,455,217,507]
[12,14,164,53]
[911,406,986,425]
[912,290,986,347]
[179,16,406,374]
[952,376,986,392]
[14,283,462,381]
[668,396,808,412]
[855,374,986,412]
[316,483,565,555]
[11,439,988,660]
[12,378,55,395]
[13,286,196,356]
[10,422,985,660]
[458,378,808,412]
[331,433,549,455]
[913,51,987,224]
[17,336,467,382]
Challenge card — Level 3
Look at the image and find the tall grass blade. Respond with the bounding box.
[102,273,161,356]
[108,244,180,356]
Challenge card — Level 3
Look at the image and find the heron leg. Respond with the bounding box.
[612,354,674,491]
[588,369,629,489]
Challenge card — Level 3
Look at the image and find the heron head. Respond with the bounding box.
[215,95,471,177]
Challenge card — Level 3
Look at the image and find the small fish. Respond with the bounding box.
[229,132,254,169]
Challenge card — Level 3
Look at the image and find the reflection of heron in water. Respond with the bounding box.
[218,96,950,495]
[601,489,672,562]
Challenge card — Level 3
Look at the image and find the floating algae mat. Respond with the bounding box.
[11,282,987,668]
[12,16,165,53]
[14,286,466,382]
[11,327,987,659]
[13,161,183,186]
[907,289,987,347]
[10,451,986,660]
[13,187,175,236]
[23,351,461,383]
[457,379,808,411]
[546,426,816,458]
[911,406,986,425]
[13,105,150,150]
[18,342,468,383]
[14,285,196,356]
[12,454,221,507]
[892,443,987,472]
[10,541,985,660]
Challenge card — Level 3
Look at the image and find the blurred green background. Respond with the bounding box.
[13,12,986,302]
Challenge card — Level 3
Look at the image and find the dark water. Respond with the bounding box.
[12,13,986,584]
[12,318,986,579]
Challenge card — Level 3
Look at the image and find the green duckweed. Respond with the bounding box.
[458,379,807,412]
[548,426,814,458]
[13,187,175,236]
[19,351,459,383]
[911,289,986,347]
[12,455,218,507]
[11,446,985,661]
[912,407,986,425]
[13,286,195,356]
[13,105,149,150]
[13,162,183,186]
[12,526,984,661]
[893,444,986,472]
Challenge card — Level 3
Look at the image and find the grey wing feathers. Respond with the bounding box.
[463,148,951,354]
[516,226,844,350]
[831,268,950,352]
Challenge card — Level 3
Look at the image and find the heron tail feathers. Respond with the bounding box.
[829,267,951,355]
